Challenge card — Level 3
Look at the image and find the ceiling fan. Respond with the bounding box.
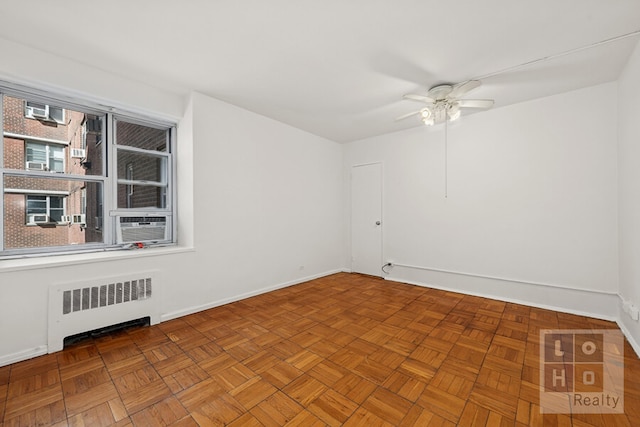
[397,80,494,125]
[396,80,494,198]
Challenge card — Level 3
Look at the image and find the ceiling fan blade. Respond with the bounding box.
[395,110,422,121]
[458,99,494,109]
[403,93,435,103]
[449,80,481,98]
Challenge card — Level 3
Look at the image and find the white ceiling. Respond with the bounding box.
[1,1,639,143]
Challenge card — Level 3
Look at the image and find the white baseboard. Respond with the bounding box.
[161,269,345,322]
[385,264,620,320]
[617,319,640,359]
[0,345,47,368]
[617,294,640,358]
[386,275,618,321]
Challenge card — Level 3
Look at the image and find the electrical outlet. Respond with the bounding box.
[622,299,640,321]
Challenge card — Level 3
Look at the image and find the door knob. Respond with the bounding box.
[375,221,381,225]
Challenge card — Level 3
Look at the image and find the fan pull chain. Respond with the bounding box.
[444,114,448,198]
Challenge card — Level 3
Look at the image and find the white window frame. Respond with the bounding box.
[1,83,177,258]
[111,115,173,214]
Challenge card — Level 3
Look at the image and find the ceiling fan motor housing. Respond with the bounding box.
[428,84,454,100]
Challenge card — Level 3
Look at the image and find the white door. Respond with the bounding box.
[351,163,383,276]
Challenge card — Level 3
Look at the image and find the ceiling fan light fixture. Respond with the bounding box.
[447,104,461,122]
[397,79,493,127]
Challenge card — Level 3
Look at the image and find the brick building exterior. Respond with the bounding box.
[115,121,167,210]
[2,95,99,249]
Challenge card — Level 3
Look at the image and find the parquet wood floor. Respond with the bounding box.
[1,272,639,426]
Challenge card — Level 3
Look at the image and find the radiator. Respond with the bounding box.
[48,272,160,352]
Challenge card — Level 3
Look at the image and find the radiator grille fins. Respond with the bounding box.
[62,278,152,315]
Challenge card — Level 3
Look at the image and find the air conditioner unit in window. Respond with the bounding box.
[72,214,86,225]
[30,214,50,224]
[71,148,86,158]
[26,161,47,171]
[116,216,169,244]
[27,105,49,119]
[61,215,71,223]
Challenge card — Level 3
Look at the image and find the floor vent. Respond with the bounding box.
[64,317,150,347]
[62,277,153,315]
[48,272,160,353]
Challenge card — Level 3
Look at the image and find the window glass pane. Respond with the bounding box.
[117,150,167,184]
[26,143,47,164]
[115,120,167,151]
[49,196,64,209]
[49,106,64,123]
[116,184,166,209]
[3,95,104,176]
[81,188,87,215]
[49,145,64,172]
[26,196,46,214]
[4,175,103,249]
[49,207,64,222]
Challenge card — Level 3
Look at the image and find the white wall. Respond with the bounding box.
[160,92,344,319]
[0,39,344,365]
[618,40,640,354]
[344,82,620,319]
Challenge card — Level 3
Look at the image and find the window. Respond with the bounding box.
[81,188,86,215]
[1,86,176,256]
[26,195,65,224]
[24,100,65,123]
[115,120,170,209]
[26,142,65,172]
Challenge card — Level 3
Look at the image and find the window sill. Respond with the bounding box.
[0,245,195,273]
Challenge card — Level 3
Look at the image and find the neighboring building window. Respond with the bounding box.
[25,142,65,172]
[95,184,103,231]
[81,122,87,149]
[86,117,102,145]
[24,100,65,123]
[26,195,65,224]
[1,87,176,256]
[81,188,86,215]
